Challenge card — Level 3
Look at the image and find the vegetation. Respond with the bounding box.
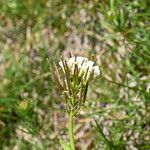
[0,0,149,149]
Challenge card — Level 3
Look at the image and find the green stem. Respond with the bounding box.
[69,110,75,150]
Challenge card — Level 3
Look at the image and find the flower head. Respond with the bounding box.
[51,56,101,115]
[59,56,100,81]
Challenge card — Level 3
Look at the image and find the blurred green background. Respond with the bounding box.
[0,0,150,149]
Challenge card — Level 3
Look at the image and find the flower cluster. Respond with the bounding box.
[59,56,100,82]
[53,56,100,115]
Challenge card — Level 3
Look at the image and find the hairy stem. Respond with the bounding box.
[69,110,75,150]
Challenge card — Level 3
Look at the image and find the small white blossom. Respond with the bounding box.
[51,56,101,115]
[59,56,100,81]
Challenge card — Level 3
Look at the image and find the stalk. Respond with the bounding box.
[69,110,75,150]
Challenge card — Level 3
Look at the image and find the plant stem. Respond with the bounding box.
[69,110,75,150]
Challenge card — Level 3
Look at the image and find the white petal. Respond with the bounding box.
[59,61,64,68]
[93,66,100,77]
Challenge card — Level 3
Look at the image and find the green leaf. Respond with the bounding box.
[60,140,72,150]
[94,119,117,150]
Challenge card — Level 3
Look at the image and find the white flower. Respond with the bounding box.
[59,56,100,81]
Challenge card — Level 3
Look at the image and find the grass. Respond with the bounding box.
[0,0,150,149]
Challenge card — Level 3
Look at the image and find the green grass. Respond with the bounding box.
[0,0,150,149]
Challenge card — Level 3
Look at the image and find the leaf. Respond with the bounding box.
[94,119,117,150]
[60,140,72,150]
